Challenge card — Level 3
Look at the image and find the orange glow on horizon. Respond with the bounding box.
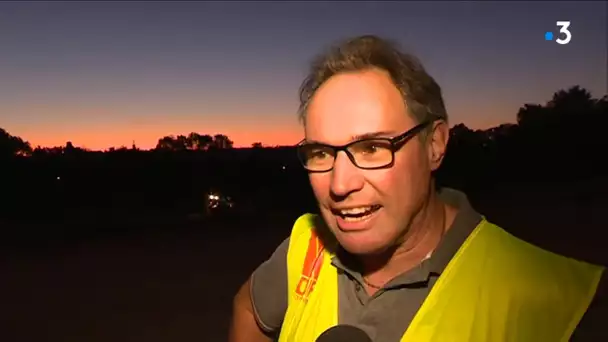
[19,123,305,151]
[11,114,506,151]
[6,104,510,151]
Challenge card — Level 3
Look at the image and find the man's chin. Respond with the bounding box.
[336,232,389,256]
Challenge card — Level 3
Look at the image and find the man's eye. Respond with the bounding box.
[357,142,385,154]
[309,148,331,159]
[361,144,379,154]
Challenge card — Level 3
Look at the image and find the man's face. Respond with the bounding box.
[304,68,436,255]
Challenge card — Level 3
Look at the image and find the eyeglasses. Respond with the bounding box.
[297,121,432,173]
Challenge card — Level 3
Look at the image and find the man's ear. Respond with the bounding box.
[427,120,449,171]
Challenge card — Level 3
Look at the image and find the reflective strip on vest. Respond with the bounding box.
[278,213,604,342]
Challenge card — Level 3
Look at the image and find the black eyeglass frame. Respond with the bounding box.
[296,120,434,173]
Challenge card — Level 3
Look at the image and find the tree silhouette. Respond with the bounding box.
[198,134,214,150]
[0,128,32,157]
[187,133,214,150]
[517,86,599,130]
[156,136,179,151]
[251,142,264,148]
[548,86,594,113]
[174,135,189,151]
[155,133,222,151]
[155,134,186,151]
[516,104,547,128]
[212,134,234,149]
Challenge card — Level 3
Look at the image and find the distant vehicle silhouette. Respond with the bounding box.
[204,190,235,216]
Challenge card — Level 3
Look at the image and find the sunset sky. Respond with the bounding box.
[0,1,605,150]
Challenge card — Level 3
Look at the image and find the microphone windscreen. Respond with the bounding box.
[315,325,372,342]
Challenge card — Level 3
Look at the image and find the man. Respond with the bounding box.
[229,35,606,341]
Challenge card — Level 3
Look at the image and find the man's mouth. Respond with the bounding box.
[332,205,382,222]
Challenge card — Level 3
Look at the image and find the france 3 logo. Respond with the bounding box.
[545,21,572,45]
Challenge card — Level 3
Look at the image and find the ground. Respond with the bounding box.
[1,183,606,342]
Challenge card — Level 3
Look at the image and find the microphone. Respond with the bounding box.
[315,325,372,342]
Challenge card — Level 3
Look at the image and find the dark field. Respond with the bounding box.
[2,181,607,342]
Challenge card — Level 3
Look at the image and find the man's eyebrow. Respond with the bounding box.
[350,131,398,141]
[302,131,399,145]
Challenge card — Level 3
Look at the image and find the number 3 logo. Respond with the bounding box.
[556,21,572,45]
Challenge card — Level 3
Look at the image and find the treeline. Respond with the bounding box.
[438,86,608,189]
[0,86,606,222]
[2,127,262,156]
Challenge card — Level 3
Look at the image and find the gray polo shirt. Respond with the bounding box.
[250,188,606,341]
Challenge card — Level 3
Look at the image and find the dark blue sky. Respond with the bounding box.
[0,1,605,149]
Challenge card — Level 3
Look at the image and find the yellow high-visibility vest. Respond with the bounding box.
[278,214,604,342]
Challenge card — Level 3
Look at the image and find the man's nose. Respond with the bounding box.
[330,151,364,198]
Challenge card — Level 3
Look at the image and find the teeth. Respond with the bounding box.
[342,214,372,222]
[340,207,372,215]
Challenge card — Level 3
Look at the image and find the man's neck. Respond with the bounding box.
[359,190,455,285]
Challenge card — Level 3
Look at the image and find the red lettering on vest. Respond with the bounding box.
[294,230,324,300]
[295,276,310,296]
